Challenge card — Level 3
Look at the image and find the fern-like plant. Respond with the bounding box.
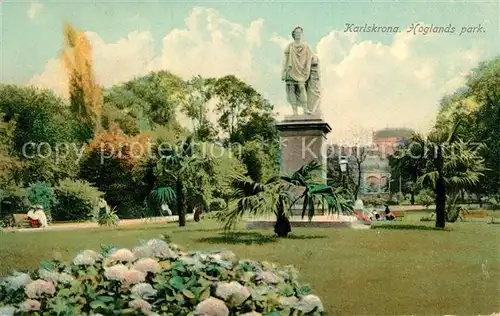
[97,200,119,227]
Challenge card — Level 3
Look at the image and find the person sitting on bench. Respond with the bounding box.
[384,205,395,221]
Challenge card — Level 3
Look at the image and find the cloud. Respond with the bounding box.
[27,2,43,20]
[29,8,489,144]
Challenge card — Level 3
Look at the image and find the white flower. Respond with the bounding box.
[104,264,129,281]
[25,280,56,298]
[215,281,250,306]
[19,299,41,311]
[73,250,100,266]
[218,251,237,262]
[132,246,154,259]
[57,272,74,284]
[209,254,222,261]
[294,295,324,313]
[2,271,31,291]
[109,248,135,262]
[132,258,162,274]
[38,269,60,284]
[279,296,298,306]
[194,297,229,316]
[0,306,16,316]
[104,264,145,285]
[129,298,152,314]
[130,283,158,300]
[256,271,279,284]
[146,239,178,259]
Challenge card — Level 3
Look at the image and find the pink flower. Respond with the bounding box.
[25,280,56,298]
[19,299,41,311]
[132,258,161,274]
[129,298,152,314]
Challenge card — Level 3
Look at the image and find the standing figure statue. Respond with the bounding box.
[306,54,321,115]
[281,26,321,115]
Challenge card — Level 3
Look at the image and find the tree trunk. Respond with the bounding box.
[435,146,446,228]
[410,192,415,205]
[177,180,186,227]
[274,208,291,237]
[356,163,362,199]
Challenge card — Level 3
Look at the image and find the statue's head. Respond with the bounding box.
[291,26,303,41]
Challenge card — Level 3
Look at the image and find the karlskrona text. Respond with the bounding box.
[344,23,400,33]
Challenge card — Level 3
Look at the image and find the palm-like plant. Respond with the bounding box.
[148,137,215,227]
[410,119,487,228]
[281,160,353,220]
[221,160,353,237]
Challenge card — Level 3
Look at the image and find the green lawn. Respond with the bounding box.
[1,220,499,315]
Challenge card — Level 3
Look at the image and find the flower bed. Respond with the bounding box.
[0,236,324,315]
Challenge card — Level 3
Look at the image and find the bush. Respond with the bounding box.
[416,189,434,209]
[97,199,120,227]
[209,198,227,212]
[26,182,55,216]
[0,237,324,315]
[52,179,104,222]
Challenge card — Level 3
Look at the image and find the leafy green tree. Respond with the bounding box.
[0,85,80,184]
[182,76,217,141]
[209,75,277,144]
[412,120,487,228]
[149,137,216,227]
[26,182,55,215]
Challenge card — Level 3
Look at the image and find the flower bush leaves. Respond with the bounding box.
[0,237,324,315]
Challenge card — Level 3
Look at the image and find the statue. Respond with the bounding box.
[306,54,321,115]
[281,26,321,116]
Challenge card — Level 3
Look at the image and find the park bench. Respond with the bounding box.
[462,210,489,220]
[12,213,31,228]
[391,211,405,220]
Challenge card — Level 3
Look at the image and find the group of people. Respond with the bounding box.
[371,205,395,221]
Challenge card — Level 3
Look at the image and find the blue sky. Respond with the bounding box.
[1,0,498,142]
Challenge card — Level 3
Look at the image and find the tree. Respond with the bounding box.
[327,144,367,200]
[388,141,425,204]
[209,75,277,144]
[61,22,102,141]
[79,124,151,217]
[182,76,217,141]
[222,160,353,237]
[411,120,487,228]
[149,137,216,227]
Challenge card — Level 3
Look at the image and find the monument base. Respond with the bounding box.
[245,215,371,229]
[276,114,332,211]
[276,114,331,178]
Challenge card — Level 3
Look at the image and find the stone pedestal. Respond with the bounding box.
[276,114,331,182]
[276,114,331,214]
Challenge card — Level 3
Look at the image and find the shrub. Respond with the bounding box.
[97,199,120,227]
[0,237,324,315]
[26,182,55,216]
[209,198,227,212]
[416,189,434,209]
[0,185,30,227]
[52,179,104,222]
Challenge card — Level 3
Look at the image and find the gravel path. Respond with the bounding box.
[2,214,194,233]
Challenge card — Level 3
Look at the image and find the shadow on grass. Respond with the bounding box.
[372,224,448,231]
[196,232,326,245]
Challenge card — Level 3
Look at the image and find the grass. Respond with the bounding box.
[1,220,499,315]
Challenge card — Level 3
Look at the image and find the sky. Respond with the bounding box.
[0,0,498,143]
